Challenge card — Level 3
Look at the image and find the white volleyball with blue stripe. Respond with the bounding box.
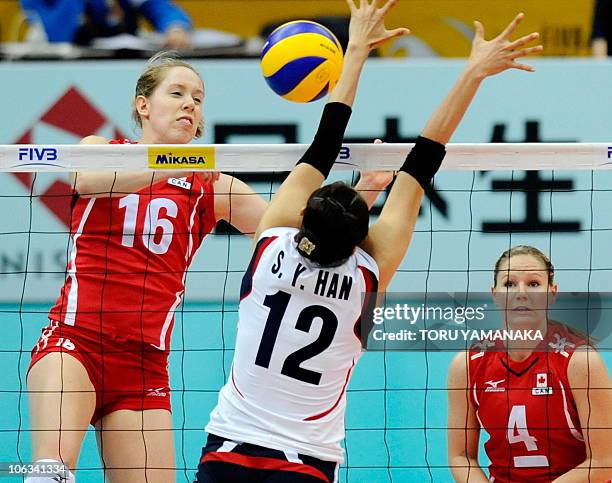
[260,21,344,103]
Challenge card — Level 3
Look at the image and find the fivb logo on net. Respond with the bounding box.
[11,86,126,227]
[17,147,58,163]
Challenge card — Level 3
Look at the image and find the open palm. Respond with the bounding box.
[346,0,410,51]
[468,13,543,78]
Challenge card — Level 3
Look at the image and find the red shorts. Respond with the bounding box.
[28,320,171,424]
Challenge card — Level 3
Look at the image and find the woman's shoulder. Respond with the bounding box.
[354,246,379,277]
[257,226,299,240]
[448,351,470,387]
[80,135,109,144]
[567,346,609,388]
[546,320,590,352]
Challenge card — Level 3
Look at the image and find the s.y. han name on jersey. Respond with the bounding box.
[287,260,353,301]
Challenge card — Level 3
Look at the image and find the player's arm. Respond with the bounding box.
[353,141,394,209]
[551,348,612,482]
[214,174,269,238]
[254,0,409,240]
[361,13,542,290]
[71,135,188,196]
[591,0,609,59]
[354,170,393,209]
[447,352,490,483]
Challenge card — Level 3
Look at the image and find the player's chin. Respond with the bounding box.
[506,313,543,327]
[167,128,195,144]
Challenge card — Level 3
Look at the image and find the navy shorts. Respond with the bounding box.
[195,434,338,482]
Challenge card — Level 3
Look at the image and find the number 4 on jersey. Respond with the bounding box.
[507,405,550,468]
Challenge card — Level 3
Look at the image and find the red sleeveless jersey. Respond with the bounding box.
[49,140,216,350]
[468,322,587,482]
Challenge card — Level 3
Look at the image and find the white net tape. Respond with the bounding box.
[1,143,611,172]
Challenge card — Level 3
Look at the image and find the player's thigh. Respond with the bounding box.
[95,408,175,483]
[27,352,96,468]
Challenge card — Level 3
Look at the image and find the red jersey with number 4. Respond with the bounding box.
[49,140,216,350]
[468,322,587,482]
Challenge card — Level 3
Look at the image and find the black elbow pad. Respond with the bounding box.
[399,136,446,190]
[296,102,352,178]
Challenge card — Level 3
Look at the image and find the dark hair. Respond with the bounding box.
[133,51,204,138]
[493,245,555,287]
[295,182,369,267]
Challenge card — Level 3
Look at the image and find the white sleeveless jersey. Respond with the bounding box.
[206,227,379,462]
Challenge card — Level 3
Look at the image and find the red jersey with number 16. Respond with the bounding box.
[468,322,587,482]
[48,140,216,350]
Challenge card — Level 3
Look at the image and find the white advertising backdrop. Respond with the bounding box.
[0,58,611,301]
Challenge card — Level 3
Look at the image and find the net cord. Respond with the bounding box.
[1,143,611,172]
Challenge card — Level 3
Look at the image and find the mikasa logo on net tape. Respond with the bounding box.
[147,147,216,169]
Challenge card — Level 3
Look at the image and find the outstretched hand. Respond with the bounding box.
[468,13,543,79]
[346,0,410,51]
[354,140,394,209]
[359,139,394,189]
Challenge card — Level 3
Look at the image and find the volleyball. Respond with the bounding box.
[260,21,344,103]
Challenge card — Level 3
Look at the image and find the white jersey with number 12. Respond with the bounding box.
[206,227,379,462]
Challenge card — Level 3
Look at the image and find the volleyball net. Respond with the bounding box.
[1,143,611,482]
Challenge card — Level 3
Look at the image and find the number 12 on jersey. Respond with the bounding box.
[254,290,338,386]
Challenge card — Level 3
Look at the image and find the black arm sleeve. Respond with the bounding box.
[592,0,607,40]
[296,102,352,178]
[399,136,447,190]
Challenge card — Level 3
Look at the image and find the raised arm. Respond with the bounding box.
[354,170,393,208]
[447,353,489,483]
[353,140,394,209]
[422,13,541,144]
[362,13,542,290]
[214,174,269,238]
[254,0,409,240]
[591,0,609,59]
[71,136,219,197]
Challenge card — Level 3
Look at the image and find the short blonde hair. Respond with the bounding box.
[132,51,204,138]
